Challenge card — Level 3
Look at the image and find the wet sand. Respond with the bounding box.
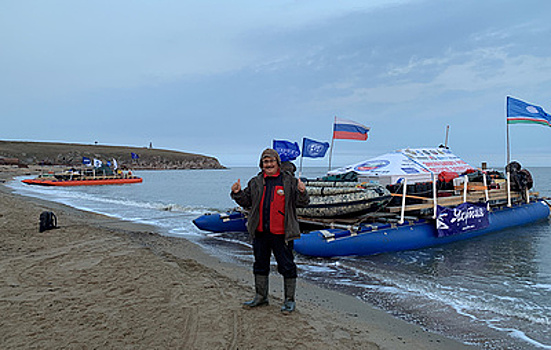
[0,166,475,349]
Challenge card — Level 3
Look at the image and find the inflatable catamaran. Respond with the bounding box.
[193,147,550,257]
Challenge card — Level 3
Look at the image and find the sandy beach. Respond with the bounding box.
[0,166,475,349]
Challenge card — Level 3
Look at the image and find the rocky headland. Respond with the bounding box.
[0,141,224,170]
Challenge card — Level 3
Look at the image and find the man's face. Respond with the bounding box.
[262,157,279,176]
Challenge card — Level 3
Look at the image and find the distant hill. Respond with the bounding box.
[0,141,225,170]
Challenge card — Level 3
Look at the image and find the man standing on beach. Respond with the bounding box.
[231,148,309,313]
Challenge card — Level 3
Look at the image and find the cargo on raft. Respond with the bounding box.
[297,180,391,218]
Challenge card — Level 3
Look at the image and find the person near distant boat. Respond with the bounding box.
[230,148,309,313]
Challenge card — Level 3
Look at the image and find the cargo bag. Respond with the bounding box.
[39,211,57,233]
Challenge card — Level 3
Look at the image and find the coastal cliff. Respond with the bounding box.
[0,141,225,170]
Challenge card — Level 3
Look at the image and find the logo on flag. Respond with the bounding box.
[82,157,92,166]
[302,138,330,158]
[273,140,300,162]
[507,96,551,127]
[93,158,103,167]
[333,117,370,140]
[131,152,140,159]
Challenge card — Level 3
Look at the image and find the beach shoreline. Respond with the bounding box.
[0,166,475,349]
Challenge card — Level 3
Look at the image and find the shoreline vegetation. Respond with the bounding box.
[0,166,475,349]
[0,140,225,170]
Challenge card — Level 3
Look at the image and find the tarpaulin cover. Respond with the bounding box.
[328,148,474,185]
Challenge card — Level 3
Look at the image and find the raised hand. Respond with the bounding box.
[231,179,241,193]
[297,178,306,193]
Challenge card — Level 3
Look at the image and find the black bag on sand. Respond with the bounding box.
[39,211,57,233]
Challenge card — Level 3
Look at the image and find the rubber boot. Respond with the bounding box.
[281,277,296,314]
[243,274,269,308]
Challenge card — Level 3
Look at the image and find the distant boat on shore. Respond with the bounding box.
[22,168,142,186]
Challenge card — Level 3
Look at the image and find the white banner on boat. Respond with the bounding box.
[401,148,474,174]
[328,148,474,185]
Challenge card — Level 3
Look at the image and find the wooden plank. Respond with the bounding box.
[298,211,402,227]
[454,185,488,191]
[390,187,513,203]
[390,193,433,201]
[387,191,523,212]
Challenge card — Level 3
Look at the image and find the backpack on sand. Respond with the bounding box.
[39,211,57,233]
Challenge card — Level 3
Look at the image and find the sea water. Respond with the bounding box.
[8,167,551,349]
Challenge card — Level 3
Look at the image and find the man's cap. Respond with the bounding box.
[259,148,281,168]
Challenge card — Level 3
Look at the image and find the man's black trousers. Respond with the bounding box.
[252,231,297,279]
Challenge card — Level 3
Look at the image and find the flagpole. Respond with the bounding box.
[328,138,335,171]
[506,122,510,165]
[506,96,511,165]
[299,138,305,178]
[328,116,336,171]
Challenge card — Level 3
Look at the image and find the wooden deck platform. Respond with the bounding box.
[386,187,530,213]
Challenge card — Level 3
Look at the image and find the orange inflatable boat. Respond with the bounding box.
[22,175,142,186]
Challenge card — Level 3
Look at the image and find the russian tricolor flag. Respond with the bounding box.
[332,117,370,140]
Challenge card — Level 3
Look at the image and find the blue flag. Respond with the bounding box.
[507,96,551,127]
[131,152,139,159]
[82,157,92,166]
[302,138,330,158]
[273,140,300,162]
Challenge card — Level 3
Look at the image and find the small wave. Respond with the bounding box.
[300,264,338,274]
[168,227,203,237]
[488,326,551,349]
[153,203,204,214]
[532,283,551,292]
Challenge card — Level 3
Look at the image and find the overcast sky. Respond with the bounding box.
[2,0,551,168]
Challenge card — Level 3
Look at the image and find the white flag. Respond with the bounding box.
[93,158,103,167]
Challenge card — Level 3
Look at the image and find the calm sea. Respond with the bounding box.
[9,167,551,349]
